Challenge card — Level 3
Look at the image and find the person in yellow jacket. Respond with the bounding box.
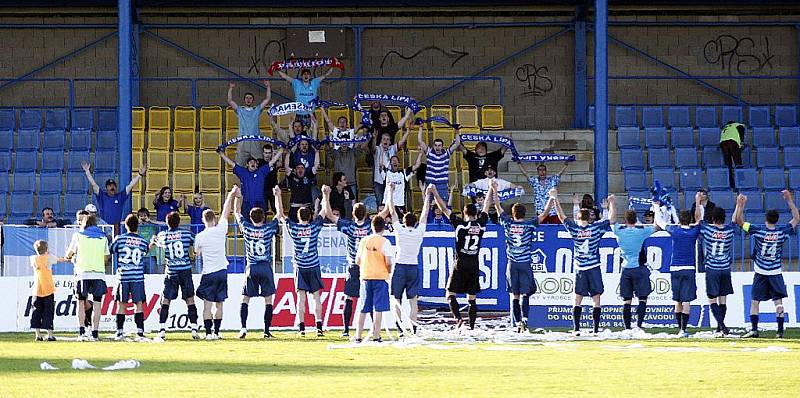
[65,214,110,341]
[354,216,395,343]
[720,121,746,188]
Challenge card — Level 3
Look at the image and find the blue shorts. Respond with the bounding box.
[360,280,390,313]
[619,266,652,300]
[752,273,788,302]
[575,266,604,297]
[74,278,107,301]
[344,265,360,298]
[115,281,146,303]
[391,264,420,300]
[243,263,276,297]
[705,268,734,298]
[295,266,324,293]
[196,269,228,302]
[671,270,697,302]
[507,261,536,296]
[163,269,195,300]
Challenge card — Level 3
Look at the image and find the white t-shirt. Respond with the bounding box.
[373,144,397,183]
[67,233,110,280]
[383,169,412,206]
[392,221,426,265]
[195,218,229,274]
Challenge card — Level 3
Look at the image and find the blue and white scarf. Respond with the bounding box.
[459,133,516,152]
[355,93,420,114]
[415,116,460,130]
[216,134,286,152]
[268,102,314,117]
[628,196,653,209]
[463,185,525,202]
[512,153,576,163]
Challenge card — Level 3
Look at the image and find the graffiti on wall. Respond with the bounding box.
[702,34,775,76]
[379,46,469,75]
[515,63,553,97]
[248,36,288,75]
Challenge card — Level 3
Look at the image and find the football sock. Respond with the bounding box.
[622,303,632,329]
[240,303,249,328]
[777,315,785,334]
[719,304,727,326]
[159,303,169,325]
[213,319,222,334]
[264,305,273,333]
[316,321,323,331]
[85,305,93,327]
[682,313,691,330]
[750,314,758,331]
[636,301,647,328]
[116,313,125,331]
[79,326,85,336]
[674,312,683,330]
[710,303,721,328]
[512,299,521,324]
[134,312,144,334]
[448,295,461,320]
[298,322,306,332]
[187,304,198,325]
[572,306,582,331]
[343,298,353,332]
[467,300,477,329]
[91,330,98,339]
[203,319,212,335]
[592,307,601,333]
[521,295,530,321]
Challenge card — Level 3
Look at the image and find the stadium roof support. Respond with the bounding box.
[594,0,608,202]
[118,0,132,214]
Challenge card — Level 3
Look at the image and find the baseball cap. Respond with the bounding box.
[105,179,117,186]
[84,204,98,213]
[485,164,496,171]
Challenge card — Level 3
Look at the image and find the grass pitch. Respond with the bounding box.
[1,329,799,398]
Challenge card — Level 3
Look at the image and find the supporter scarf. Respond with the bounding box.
[216,135,286,152]
[310,98,351,109]
[628,196,653,208]
[459,133,516,152]
[267,57,344,76]
[462,185,525,202]
[354,93,420,114]
[287,134,321,149]
[414,116,460,130]
[268,102,314,116]
[318,133,371,147]
[354,102,374,128]
[650,180,672,204]
[512,153,576,163]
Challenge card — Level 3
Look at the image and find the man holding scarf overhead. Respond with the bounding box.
[418,123,461,203]
[458,141,509,183]
[278,68,334,126]
[227,80,271,167]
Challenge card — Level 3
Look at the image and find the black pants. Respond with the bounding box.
[720,140,742,188]
[31,294,55,330]
[264,192,276,213]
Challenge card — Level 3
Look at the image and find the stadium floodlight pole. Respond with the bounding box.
[594,0,609,203]
[118,0,133,216]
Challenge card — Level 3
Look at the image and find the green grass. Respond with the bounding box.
[1,330,799,397]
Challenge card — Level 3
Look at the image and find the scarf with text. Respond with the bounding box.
[459,133,516,152]
[512,153,576,163]
[267,57,344,76]
[355,93,420,114]
[216,135,287,152]
[268,102,314,117]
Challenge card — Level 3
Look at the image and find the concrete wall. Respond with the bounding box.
[0,11,798,129]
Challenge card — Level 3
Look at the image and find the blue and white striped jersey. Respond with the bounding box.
[700,221,736,271]
[110,232,149,282]
[153,228,195,275]
[287,216,325,269]
[337,218,372,266]
[563,219,612,271]
[499,213,539,264]
[236,214,279,267]
[425,148,451,184]
[744,223,796,275]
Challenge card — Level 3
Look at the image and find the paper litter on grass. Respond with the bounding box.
[102,360,141,371]
[71,359,96,370]
[39,362,59,371]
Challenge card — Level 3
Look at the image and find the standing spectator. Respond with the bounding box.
[690,188,717,223]
[720,121,745,188]
[219,150,271,221]
[571,194,605,223]
[322,108,364,196]
[30,240,61,341]
[459,141,508,183]
[285,136,320,184]
[372,128,411,207]
[227,80,271,166]
[257,144,284,213]
[272,117,310,143]
[277,68,334,126]
[329,172,354,219]
[281,163,315,222]
[183,192,210,234]
[370,106,414,145]
[418,124,461,203]
[517,162,568,224]
[383,155,416,215]
[153,186,183,225]
[82,160,146,235]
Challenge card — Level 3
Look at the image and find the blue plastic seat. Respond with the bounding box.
[94,150,118,173]
[0,131,12,151]
[789,168,800,190]
[10,191,35,220]
[644,127,668,148]
[615,106,637,128]
[722,106,743,124]
[97,109,118,132]
[642,107,664,127]
[740,189,763,209]
[16,129,40,151]
[670,126,695,148]
[13,171,36,192]
[0,193,6,217]
[14,151,38,172]
[69,130,91,151]
[64,192,89,217]
[96,131,118,151]
[38,172,63,194]
[42,129,66,151]
[735,168,758,190]
[624,170,647,191]
[41,150,64,172]
[702,147,725,167]
[674,148,699,168]
[67,150,89,172]
[679,168,703,191]
[652,168,675,190]
[782,147,800,169]
[707,167,730,190]
[0,109,15,132]
[695,106,718,128]
[779,127,800,148]
[620,149,644,170]
[668,106,691,128]
[748,106,771,128]
[647,148,671,169]
[617,127,641,149]
[19,109,42,131]
[66,171,90,194]
[755,147,780,169]
[775,106,797,127]
[710,190,735,212]
[761,168,786,190]
[741,148,753,167]
[751,127,777,148]
[44,109,68,131]
[71,109,94,131]
[0,174,9,193]
[37,194,62,218]
[698,127,719,147]
[764,191,787,211]
[0,150,11,172]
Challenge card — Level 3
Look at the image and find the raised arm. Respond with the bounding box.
[449,129,461,153]
[385,184,398,221]
[318,66,335,83]
[733,193,746,227]
[277,70,294,83]
[606,194,617,224]
[232,189,243,217]
[126,163,147,194]
[269,147,284,168]
[271,116,290,142]
[516,161,531,179]
[321,107,336,132]
[258,80,272,109]
[397,125,411,150]
[784,190,799,228]
[693,191,703,225]
[320,185,339,224]
[273,185,287,222]
[538,197,554,224]
[81,161,100,194]
[555,161,569,177]
[416,124,428,152]
[221,185,238,221]
[418,185,433,227]
[218,149,237,168]
[550,189,566,222]
[397,106,414,129]
[482,182,494,216]
[431,185,452,218]
[227,82,238,110]
[492,181,504,215]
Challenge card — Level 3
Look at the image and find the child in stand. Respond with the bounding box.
[30,240,64,341]
[183,192,210,234]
